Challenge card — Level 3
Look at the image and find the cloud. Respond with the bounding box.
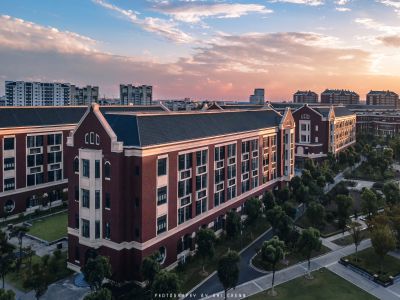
[336,0,350,5]
[336,7,351,11]
[376,0,400,16]
[335,0,351,11]
[269,0,324,6]
[92,0,194,43]
[0,15,97,54]
[154,2,272,23]
[355,18,400,34]
[2,15,399,101]
[378,35,400,46]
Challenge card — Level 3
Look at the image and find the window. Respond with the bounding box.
[82,219,90,238]
[4,157,15,171]
[157,186,167,205]
[242,141,250,154]
[73,157,79,173]
[178,153,192,171]
[75,214,79,229]
[4,178,15,191]
[105,193,111,209]
[196,197,207,216]
[3,137,14,150]
[27,135,43,148]
[315,137,319,143]
[214,190,225,207]
[105,222,111,239]
[48,134,62,145]
[82,189,90,208]
[196,150,208,166]
[178,178,192,198]
[75,186,79,201]
[82,159,90,178]
[96,134,100,145]
[90,132,95,144]
[196,173,207,191]
[105,162,111,179]
[178,204,192,225]
[85,134,89,144]
[215,168,225,184]
[4,199,15,213]
[95,190,100,209]
[214,147,225,161]
[228,143,236,157]
[95,221,100,239]
[95,160,100,179]
[157,158,167,176]
[157,215,167,235]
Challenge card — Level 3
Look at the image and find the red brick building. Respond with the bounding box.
[321,89,359,105]
[293,91,318,104]
[66,104,295,281]
[291,104,356,162]
[0,106,166,220]
[366,91,399,108]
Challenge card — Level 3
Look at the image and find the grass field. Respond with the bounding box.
[332,229,370,246]
[247,268,378,300]
[344,247,400,282]
[28,212,67,242]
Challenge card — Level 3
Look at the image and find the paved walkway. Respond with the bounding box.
[198,239,374,299]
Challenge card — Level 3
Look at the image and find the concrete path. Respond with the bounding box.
[198,239,372,299]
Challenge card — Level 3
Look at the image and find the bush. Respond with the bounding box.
[373,182,384,190]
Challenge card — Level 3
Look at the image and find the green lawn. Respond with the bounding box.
[295,214,343,238]
[177,216,271,292]
[343,247,400,282]
[28,212,67,242]
[332,230,370,246]
[252,245,331,271]
[247,268,378,300]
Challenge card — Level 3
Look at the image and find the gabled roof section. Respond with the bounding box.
[103,109,283,147]
[332,106,355,117]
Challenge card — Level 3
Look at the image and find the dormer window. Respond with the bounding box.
[90,132,95,144]
[85,134,89,144]
[96,134,100,145]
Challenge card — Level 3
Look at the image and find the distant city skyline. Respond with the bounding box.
[1,0,400,100]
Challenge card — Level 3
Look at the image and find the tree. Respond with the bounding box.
[371,225,396,273]
[316,176,326,188]
[297,227,322,279]
[266,206,286,235]
[289,176,302,194]
[152,270,180,300]
[84,288,112,300]
[0,289,15,300]
[262,191,275,211]
[276,187,291,204]
[82,256,112,291]
[141,252,160,286]
[361,188,379,220]
[244,198,262,222]
[196,228,216,276]
[10,226,28,272]
[217,250,240,300]
[225,211,241,239]
[261,236,284,296]
[306,202,326,229]
[335,195,353,234]
[350,222,363,262]
[0,231,14,288]
[383,182,400,206]
[23,261,50,300]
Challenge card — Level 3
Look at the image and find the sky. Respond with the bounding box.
[1,0,400,101]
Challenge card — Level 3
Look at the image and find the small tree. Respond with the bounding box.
[383,182,400,206]
[82,256,112,291]
[350,222,363,262]
[266,205,286,235]
[197,228,216,276]
[0,289,15,300]
[261,236,284,296]
[0,231,14,288]
[141,252,160,286]
[244,198,262,223]
[335,194,353,234]
[262,191,275,211]
[84,288,112,300]
[306,202,326,229]
[361,188,378,220]
[371,225,396,273]
[217,250,240,300]
[297,227,322,279]
[152,270,180,300]
[10,226,28,272]
[225,211,241,239]
[23,261,50,300]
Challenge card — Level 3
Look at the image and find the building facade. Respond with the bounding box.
[352,109,400,137]
[5,81,71,106]
[366,91,399,108]
[293,91,318,104]
[66,104,295,281]
[249,89,265,105]
[70,85,99,106]
[291,105,356,162]
[120,85,152,105]
[321,89,359,105]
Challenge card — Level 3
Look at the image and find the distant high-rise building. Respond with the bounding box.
[366,90,399,108]
[293,90,318,103]
[70,85,99,105]
[119,84,152,105]
[250,88,265,104]
[321,89,359,105]
[5,81,71,106]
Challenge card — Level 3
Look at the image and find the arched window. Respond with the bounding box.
[105,222,111,239]
[4,199,15,213]
[73,157,79,173]
[85,134,89,144]
[96,134,100,145]
[105,161,111,179]
[90,132,95,144]
[157,246,167,264]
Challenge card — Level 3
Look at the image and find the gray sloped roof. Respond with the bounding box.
[0,105,166,129]
[313,107,331,117]
[103,109,282,147]
[333,106,355,117]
